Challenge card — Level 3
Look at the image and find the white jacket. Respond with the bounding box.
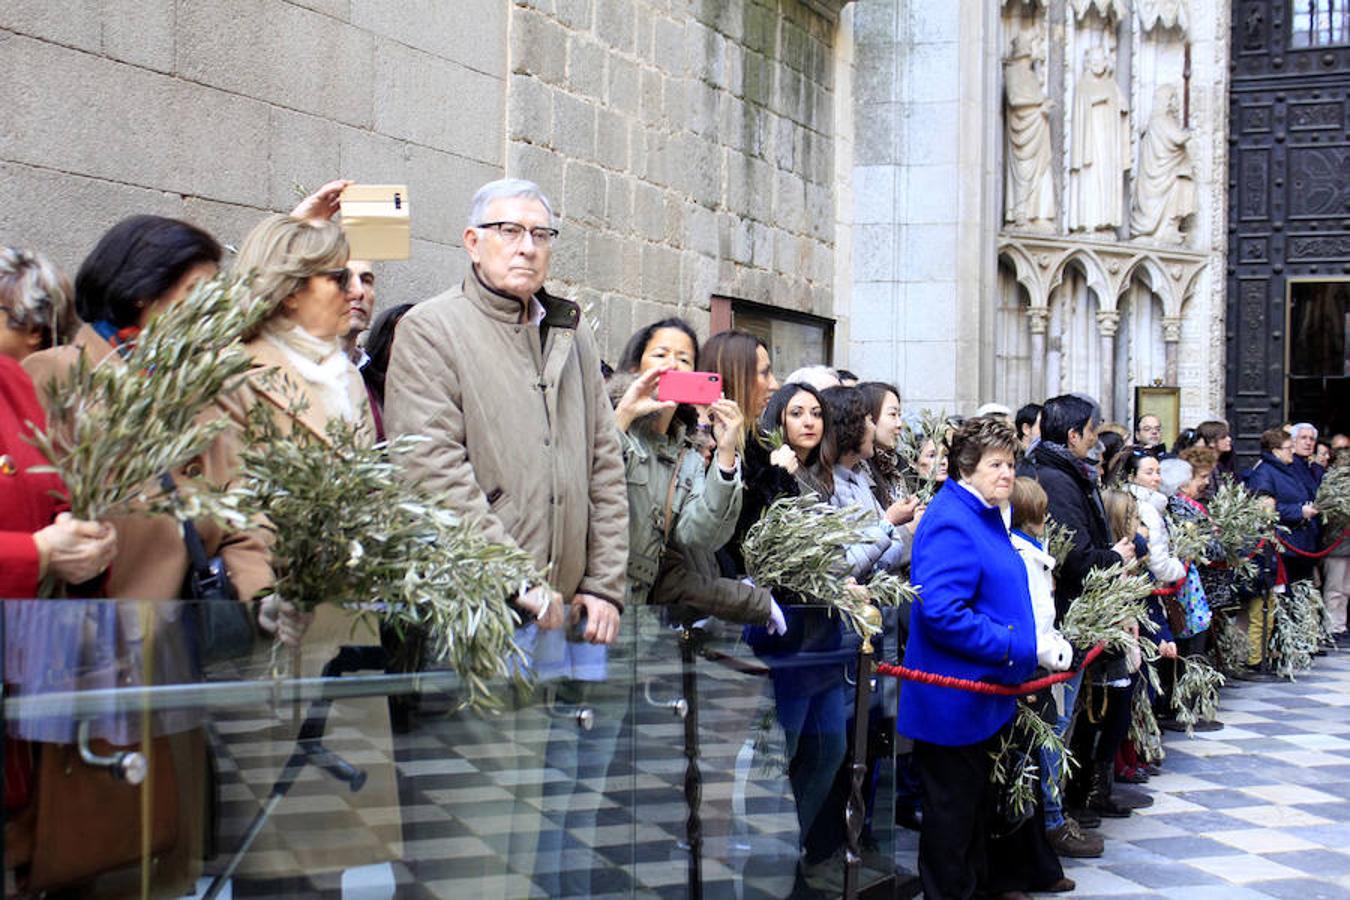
[1010,530,1073,671]
[1125,483,1187,584]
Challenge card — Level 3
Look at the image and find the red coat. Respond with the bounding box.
[0,355,64,598]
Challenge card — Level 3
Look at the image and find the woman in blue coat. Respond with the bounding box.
[900,417,1039,899]
[1245,427,1321,583]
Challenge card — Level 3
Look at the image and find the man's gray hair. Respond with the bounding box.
[467,179,555,228]
[1291,422,1319,440]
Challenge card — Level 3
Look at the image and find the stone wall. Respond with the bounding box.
[850,0,1003,412]
[0,1,845,366]
[507,0,844,361]
[0,0,506,306]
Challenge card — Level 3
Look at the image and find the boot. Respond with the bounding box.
[1085,761,1131,818]
[1046,818,1104,858]
[1112,784,1154,810]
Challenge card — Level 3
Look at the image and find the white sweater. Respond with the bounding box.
[1126,483,1187,584]
[1010,530,1073,671]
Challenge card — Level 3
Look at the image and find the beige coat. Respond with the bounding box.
[384,269,629,608]
[212,333,402,878]
[23,324,272,603]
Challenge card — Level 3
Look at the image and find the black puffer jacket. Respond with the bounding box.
[1018,443,1123,621]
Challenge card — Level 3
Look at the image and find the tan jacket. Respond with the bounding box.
[23,324,271,603]
[384,269,629,608]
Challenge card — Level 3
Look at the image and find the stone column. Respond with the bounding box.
[1162,315,1184,384]
[1097,309,1121,419]
[1027,305,1051,402]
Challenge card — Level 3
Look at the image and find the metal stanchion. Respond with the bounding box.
[678,626,703,900]
[843,606,881,900]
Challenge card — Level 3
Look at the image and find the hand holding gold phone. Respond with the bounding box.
[339,184,410,260]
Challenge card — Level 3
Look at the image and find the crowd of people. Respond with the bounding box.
[1,176,1346,899]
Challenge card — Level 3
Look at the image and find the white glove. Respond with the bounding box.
[767,599,787,636]
[1036,631,1073,672]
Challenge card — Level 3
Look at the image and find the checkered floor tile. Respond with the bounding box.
[194,633,1350,899]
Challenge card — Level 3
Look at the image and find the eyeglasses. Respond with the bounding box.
[320,268,353,292]
[476,221,560,247]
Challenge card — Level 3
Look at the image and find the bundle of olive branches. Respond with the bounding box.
[1129,662,1165,764]
[1268,581,1322,680]
[1315,463,1350,534]
[866,571,922,608]
[1208,477,1280,582]
[1059,562,1158,661]
[1042,516,1076,576]
[1164,515,1213,568]
[1171,654,1226,735]
[26,275,270,524]
[222,402,541,711]
[989,702,1072,820]
[1211,610,1252,675]
[741,495,882,636]
[896,409,950,504]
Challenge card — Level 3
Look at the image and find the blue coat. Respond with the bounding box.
[1245,452,1320,554]
[898,480,1039,747]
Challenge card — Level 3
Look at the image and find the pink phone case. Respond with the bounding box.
[657,370,723,405]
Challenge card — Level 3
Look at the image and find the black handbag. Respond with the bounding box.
[160,474,256,666]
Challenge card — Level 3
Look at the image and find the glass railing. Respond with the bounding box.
[0,599,919,899]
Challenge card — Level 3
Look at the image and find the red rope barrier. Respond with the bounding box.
[874,642,1106,697]
[1276,527,1350,560]
[1151,562,1188,597]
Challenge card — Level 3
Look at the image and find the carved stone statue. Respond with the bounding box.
[1003,33,1056,229]
[1131,85,1196,243]
[1069,47,1131,233]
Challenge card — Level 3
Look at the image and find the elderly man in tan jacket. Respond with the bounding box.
[385,178,628,641]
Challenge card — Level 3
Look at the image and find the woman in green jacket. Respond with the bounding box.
[611,318,755,612]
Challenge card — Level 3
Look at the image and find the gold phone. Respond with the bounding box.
[339,184,410,260]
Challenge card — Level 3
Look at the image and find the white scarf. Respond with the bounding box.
[261,320,358,424]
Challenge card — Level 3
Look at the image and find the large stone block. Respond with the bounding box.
[902,42,958,104]
[903,281,956,343]
[564,160,607,226]
[268,108,342,213]
[0,37,271,208]
[849,0,899,44]
[373,38,502,164]
[509,7,567,84]
[854,41,899,105]
[899,224,956,283]
[352,0,505,77]
[0,161,180,276]
[595,107,629,171]
[585,228,624,292]
[639,67,665,127]
[607,57,642,115]
[182,197,275,252]
[852,166,895,225]
[553,0,594,31]
[102,0,175,72]
[0,0,101,54]
[686,20,724,86]
[551,90,597,159]
[679,251,720,306]
[399,238,465,304]
[641,243,682,304]
[852,224,898,283]
[672,133,722,208]
[566,35,608,98]
[853,101,899,166]
[850,282,899,345]
[507,141,565,197]
[633,181,669,243]
[902,164,960,225]
[903,102,958,167]
[509,74,554,143]
[603,172,635,233]
[684,80,722,138]
[405,144,501,244]
[339,124,410,186]
[594,0,636,54]
[683,203,719,258]
[652,15,687,74]
[176,0,374,128]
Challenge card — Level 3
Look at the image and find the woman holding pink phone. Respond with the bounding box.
[611,318,756,612]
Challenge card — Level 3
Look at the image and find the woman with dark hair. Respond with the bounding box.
[360,302,414,440]
[1196,419,1236,480]
[608,317,748,610]
[902,416,1056,899]
[859,381,917,517]
[819,385,914,577]
[20,214,273,897]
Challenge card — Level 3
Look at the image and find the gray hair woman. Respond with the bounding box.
[0,246,77,361]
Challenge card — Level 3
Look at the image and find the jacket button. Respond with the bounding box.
[543,437,551,447]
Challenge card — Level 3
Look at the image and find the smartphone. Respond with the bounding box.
[339,184,411,260]
[657,370,723,406]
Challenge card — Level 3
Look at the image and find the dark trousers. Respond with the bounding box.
[913,730,1002,900]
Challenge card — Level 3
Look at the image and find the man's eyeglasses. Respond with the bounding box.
[321,267,353,292]
[476,221,560,247]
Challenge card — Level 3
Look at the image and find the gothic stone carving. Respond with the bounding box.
[1070,48,1131,233]
[1132,85,1197,244]
[1004,32,1057,230]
